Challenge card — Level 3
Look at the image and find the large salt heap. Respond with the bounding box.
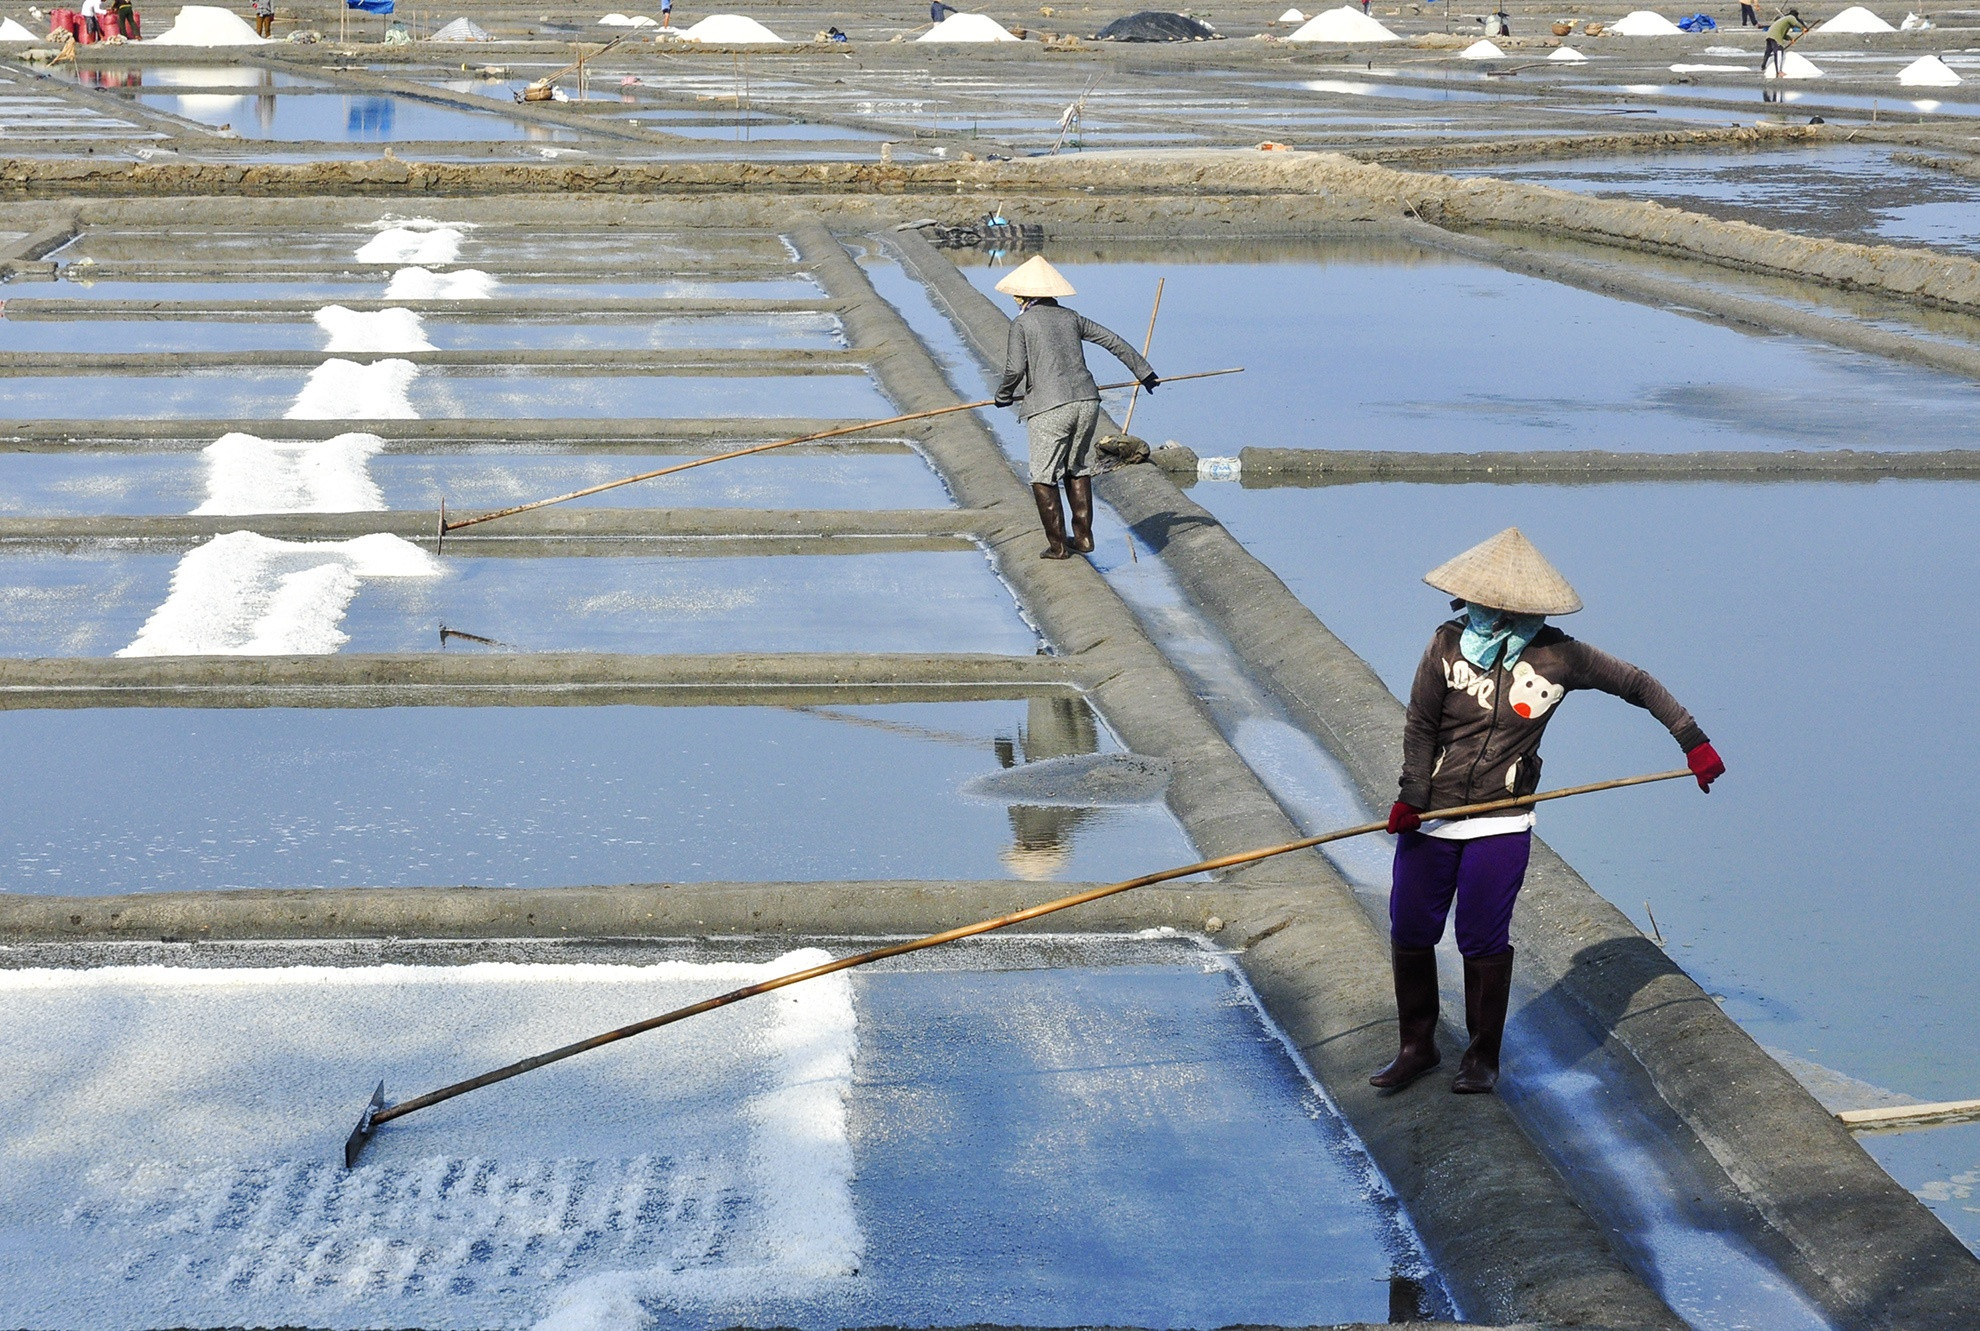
[0,16,37,38]
[430,16,492,40]
[1813,4,1894,31]
[917,12,1020,40]
[674,13,785,41]
[1286,6,1398,41]
[1764,49,1824,78]
[1608,9,1683,33]
[1898,53,1960,85]
[1458,38,1504,57]
[147,4,268,44]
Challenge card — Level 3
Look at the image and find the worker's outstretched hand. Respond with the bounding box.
[1686,741,1726,792]
[1387,801,1423,835]
[1140,373,1160,393]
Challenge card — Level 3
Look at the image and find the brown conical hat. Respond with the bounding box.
[993,255,1076,299]
[1424,527,1582,615]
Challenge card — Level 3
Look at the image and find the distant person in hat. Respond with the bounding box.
[991,256,1159,559]
[1763,8,1805,77]
[1371,528,1724,1095]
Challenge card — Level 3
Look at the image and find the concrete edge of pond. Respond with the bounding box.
[872,221,1684,1331]
[0,508,992,543]
[1236,447,1980,483]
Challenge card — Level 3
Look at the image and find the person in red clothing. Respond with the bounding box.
[1370,528,1725,1095]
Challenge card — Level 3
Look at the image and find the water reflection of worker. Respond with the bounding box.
[998,694,1100,881]
[1371,528,1724,1097]
[992,255,1158,561]
[1763,9,1804,77]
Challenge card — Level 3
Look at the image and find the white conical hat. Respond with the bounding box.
[993,256,1076,299]
[1424,527,1582,615]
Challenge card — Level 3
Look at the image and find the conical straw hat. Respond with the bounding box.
[1423,527,1582,615]
[993,256,1076,299]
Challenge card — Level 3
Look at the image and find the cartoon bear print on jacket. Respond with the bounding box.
[1507,660,1566,720]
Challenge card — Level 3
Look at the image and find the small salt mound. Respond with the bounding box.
[1278,7,1306,20]
[356,225,463,265]
[1813,4,1893,31]
[1898,53,1960,85]
[677,13,785,41]
[1287,5,1398,41]
[287,358,420,420]
[1548,44,1588,60]
[1764,49,1823,78]
[313,305,433,354]
[194,432,387,515]
[1608,9,1683,34]
[430,16,491,39]
[1899,11,1930,28]
[384,266,498,299]
[599,10,634,20]
[1458,38,1504,57]
[147,4,268,44]
[917,12,1019,40]
[0,16,38,39]
[118,532,439,657]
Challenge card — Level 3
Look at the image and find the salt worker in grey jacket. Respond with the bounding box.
[1372,528,1726,1096]
[990,256,1158,559]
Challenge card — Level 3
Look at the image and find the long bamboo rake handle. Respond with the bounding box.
[366,766,1689,1133]
[438,366,1244,537]
[1120,276,1164,437]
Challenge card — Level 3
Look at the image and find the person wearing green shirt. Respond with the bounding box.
[1764,9,1805,77]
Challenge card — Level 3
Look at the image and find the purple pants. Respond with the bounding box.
[1389,829,1531,958]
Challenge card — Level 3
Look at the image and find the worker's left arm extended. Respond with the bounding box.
[1560,640,1709,752]
[1075,314,1155,383]
[994,320,1029,406]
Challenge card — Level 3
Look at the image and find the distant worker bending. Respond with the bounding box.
[992,256,1158,560]
[1763,9,1805,77]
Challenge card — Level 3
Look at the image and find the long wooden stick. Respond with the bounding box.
[345,766,1689,1163]
[1838,1099,1980,1133]
[1120,276,1164,437]
[434,367,1244,545]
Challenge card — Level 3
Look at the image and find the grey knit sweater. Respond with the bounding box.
[995,301,1154,422]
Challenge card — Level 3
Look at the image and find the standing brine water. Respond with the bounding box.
[991,257,1159,560]
[1371,528,1727,1096]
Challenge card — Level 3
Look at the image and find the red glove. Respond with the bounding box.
[1687,741,1725,792]
[1388,801,1423,834]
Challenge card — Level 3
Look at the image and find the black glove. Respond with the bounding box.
[993,393,1015,408]
[1140,373,1159,393]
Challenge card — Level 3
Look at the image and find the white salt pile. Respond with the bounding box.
[1898,54,1960,85]
[357,224,464,265]
[1287,6,1398,40]
[385,266,498,299]
[1813,4,1893,31]
[917,12,1019,41]
[194,432,387,515]
[1548,44,1588,60]
[676,13,785,41]
[287,358,420,420]
[118,532,439,656]
[1900,10,1931,28]
[147,4,268,44]
[599,11,658,23]
[313,305,433,353]
[0,17,38,39]
[1458,38,1505,58]
[1277,7,1306,21]
[1765,49,1823,78]
[1608,9,1683,34]
[430,16,492,39]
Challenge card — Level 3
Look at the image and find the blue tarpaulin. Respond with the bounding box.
[1677,12,1717,29]
[346,0,395,13]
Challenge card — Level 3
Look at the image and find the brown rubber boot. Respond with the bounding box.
[1065,475,1095,553]
[1031,482,1072,559]
[1369,945,1442,1089]
[1452,948,1515,1094]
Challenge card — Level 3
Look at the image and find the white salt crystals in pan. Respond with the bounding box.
[1813,4,1894,31]
[286,357,420,420]
[674,13,786,41]
[357,224,465,265]
[384,265,498,299]
[146,3,268,43]
[1608,9,1683,33]
[117,531,440,656]
[1287,6,1398,41]
[313,304,433,353]
[917,12,1019,41]
[1899,54,1960,85]
[193,432,387,515]
[1458,38,1504,57]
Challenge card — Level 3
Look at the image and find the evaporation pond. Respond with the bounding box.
[0,936,1423,1328]
[0,700,1195,890]
[0,546,1028,657]
[0,313,845,353]
[956,246,1980,451]
[0,448,948,516]
[135,92,579,142]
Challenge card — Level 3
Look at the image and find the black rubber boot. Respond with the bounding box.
[1453,948,1515,1094]
[1031,482,1072,560]
[1369,945,1442,1089]
[1065,475,1095,554]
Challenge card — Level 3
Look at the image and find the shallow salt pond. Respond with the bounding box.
[133,91,575,142]
[0,700,1192,891]
[955,244,1980,453]
[29,276,825,301]
[0,313,845,353]
[0,936,1426,1328]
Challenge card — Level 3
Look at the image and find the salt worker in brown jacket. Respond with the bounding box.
[991,256,1158,559]
[1372,528,1726,1095]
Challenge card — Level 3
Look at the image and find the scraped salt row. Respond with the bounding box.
[1458,38,1505,57]
[0,16,37,38]
[1608,8,1683,33]
[357,225,464,265]
[1764,49,1823,78]
[1899,54,1960,85]
[1548,44,1588,59]
[286,358,420,420]
[1287,5,1398,40]
[194,432,387,514]
[313,304,433,354]
[1813,4,1893,31]
[917,11,1019,40]
[146,3,268,43]
[1670,62,1747,71]
[118,531,440,656]
[1278,7,1306,20]
[676,13,786,41]
[384,265,499,299]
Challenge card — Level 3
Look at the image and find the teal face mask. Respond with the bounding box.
[1460,603,1545,670]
